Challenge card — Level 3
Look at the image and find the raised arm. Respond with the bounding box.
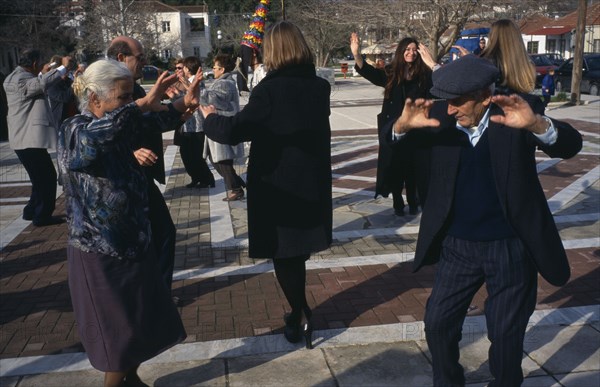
[350,32,364,69]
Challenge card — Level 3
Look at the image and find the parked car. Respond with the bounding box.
[554,53,600,96]
[544,53,565,66]
[141,65,161,82]
[529,54,557,87]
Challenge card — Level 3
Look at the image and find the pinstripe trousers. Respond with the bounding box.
[424,236,538,387]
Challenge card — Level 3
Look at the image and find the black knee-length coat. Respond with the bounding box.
[354,62,432,200]
[202,64,332,259]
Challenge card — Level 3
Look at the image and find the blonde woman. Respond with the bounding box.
[482,19,537,94]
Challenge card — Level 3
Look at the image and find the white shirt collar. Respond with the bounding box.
[456,107,491,146]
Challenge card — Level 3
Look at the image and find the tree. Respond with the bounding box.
[0,0,78,59]
[79,0,163,59]
[570,0,586,105]
[403,0,486,61]
[286,0,349,66]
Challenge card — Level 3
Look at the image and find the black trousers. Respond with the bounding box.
[147,181,176,293]
[390,148,418,212]
[424,236,537,387]
[15,148,57,222]
[179,132,214,185]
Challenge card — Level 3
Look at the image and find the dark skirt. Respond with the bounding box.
[67,246,186,372]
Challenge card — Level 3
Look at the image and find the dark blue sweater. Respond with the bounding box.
[447,131,515,241]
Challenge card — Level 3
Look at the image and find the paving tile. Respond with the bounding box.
[139,359,227,386]
[555,370,600,387]
[524,325,600,374]
[325,341,433,386]
[228,350,334,387]
[17,370,103,386]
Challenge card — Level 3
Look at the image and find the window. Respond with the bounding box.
[527,41,539,54]
[190,18,205,32]
[594,39,600,53]
[163,49,172,60]
[546,39,556,53]
[194,47,201,57]
[162,21,170,33]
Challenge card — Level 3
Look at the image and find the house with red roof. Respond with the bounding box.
[519,3,600,59]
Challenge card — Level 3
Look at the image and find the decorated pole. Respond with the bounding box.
[239,0,270,92]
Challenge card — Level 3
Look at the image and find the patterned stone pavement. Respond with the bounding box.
[0,81,598,369]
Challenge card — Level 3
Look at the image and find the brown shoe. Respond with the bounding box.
[223,189,244,201]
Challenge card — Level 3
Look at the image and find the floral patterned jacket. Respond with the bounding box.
[57,103,152,259]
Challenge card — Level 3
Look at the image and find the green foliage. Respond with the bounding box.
[553,92,569,102]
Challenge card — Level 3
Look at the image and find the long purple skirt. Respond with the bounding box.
[67,246,186,372]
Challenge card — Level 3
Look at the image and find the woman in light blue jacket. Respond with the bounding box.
[201,54,246,201]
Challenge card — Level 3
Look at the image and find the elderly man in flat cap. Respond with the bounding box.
[389,55,582,386]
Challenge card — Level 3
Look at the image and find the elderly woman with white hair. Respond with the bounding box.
[58,59,200,387]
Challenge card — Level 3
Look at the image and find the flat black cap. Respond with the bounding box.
[430,54,500,99]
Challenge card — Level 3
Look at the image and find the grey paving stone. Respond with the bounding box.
[417,331,545,384]
[228,350,334,387]
[521,375,561,387]
[139,359,227,386]
[524,325,600,374]
[332,211,368,231]
[0,376,20,387]
[555,370,600,387]
[17,370,103,386]
[325,341,433,386]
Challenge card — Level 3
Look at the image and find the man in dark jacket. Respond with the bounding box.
[107,37,183,297]
[389,55,582,386]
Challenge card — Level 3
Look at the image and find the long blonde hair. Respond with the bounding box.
[482,19,536,93]
[263,21,314,71]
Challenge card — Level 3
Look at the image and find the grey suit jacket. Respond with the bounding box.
[4,66,65,150]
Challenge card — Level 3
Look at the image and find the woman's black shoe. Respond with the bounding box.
[185,180,199,188]
[283,308,313,349]
[197,182,215,188]
[283,313,302,343]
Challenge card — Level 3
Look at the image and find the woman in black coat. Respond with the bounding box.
[200,21,332,349]
[350,34,434,215]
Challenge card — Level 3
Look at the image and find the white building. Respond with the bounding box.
[148,2,212,61]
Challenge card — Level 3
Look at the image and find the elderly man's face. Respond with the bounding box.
[123,42,146,80]
[447,91,492,128]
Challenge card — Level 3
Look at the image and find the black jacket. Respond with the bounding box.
[132,83,183,184]
[389,101,582,286]
[203,64,332,259]
[355,61,432,198]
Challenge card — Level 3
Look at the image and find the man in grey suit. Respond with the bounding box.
[4,49,71,226]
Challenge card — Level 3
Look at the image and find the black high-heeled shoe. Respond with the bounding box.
[302,318,314,350]
[283,308,313,349]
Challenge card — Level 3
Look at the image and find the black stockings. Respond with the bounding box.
[273,255,309,322]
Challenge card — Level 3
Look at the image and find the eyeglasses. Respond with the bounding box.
[175,66,183,70]
[127,53,145,61]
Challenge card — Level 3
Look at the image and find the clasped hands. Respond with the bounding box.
[135,67,205,114]
[393,94,549,135]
